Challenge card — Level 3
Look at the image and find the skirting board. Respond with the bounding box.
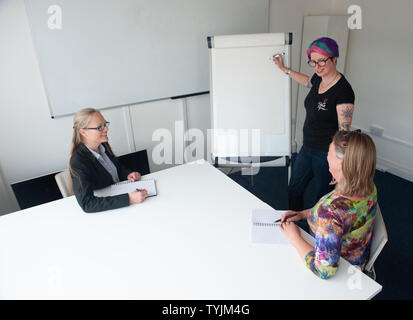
[376,156,413,183]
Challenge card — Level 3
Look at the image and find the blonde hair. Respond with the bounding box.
[68,108,116,191]
[333,130,376,198]
[70,108,98,157]
[68,108,98,191]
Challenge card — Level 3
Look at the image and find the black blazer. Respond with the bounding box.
[70,143,131,213]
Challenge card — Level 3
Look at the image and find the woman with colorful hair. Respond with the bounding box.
[279,130,378,279]
[274,37,355,211]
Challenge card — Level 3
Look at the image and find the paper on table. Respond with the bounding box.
[93,179,157,197]
[251,209,289,244]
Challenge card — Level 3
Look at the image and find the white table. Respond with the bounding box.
[0,162,382,299]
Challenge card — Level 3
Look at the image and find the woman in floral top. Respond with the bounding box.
[279,130,377,279]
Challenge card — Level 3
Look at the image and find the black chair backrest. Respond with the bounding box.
[12,173,62,210]
[118,149,150,175]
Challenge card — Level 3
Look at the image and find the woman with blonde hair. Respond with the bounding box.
[279,130,377,279]
[69,108,147,213]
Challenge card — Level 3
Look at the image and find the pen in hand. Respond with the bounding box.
[271,52,285,60]
[274,213,298,224]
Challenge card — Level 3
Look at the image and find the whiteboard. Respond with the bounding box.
[24,0,269,118]
[209,33,291,162]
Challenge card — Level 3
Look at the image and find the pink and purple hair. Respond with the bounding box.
[306,37,339,61]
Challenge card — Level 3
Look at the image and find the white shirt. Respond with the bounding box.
[87,144,120,183]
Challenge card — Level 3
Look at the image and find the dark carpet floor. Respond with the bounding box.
[228,161,413,300]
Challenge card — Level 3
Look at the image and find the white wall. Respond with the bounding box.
[0,164,19,215]
[269,0,413,181]
[0,0,211,215]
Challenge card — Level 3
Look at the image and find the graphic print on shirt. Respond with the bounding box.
[317,98,328,111]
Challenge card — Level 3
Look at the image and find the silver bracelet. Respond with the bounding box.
[285,68,291,75]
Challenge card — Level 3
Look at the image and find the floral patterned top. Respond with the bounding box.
[304,186,377,279]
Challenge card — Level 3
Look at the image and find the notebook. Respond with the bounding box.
[93,179,157,198]
[251,209,289,244]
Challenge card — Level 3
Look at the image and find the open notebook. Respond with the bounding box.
[251,209,289,244]
[93,179,157,198]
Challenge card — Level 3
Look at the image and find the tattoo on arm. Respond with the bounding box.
[337,104,354,131]
[340,123,351,131]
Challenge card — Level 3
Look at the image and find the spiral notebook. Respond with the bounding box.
[93,179,157,198]
[251,209,289,244]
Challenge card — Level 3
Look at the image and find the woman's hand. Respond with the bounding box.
[273,55,310,87]
[129,189,147,204]
[280,210,305,223]
[279,221,302,245]
[273,54,287,73]
[127,171,141,182]
[280,221,314,260]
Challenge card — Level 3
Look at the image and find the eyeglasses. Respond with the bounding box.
[83,121,110,131]
[308,57,333,68]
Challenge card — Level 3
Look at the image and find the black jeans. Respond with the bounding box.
[288,145,334,211]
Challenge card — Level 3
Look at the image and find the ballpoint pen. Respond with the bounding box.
[274,213,298,223]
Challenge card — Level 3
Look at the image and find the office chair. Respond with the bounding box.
[55,169,74,198]
[365,204,388,281]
